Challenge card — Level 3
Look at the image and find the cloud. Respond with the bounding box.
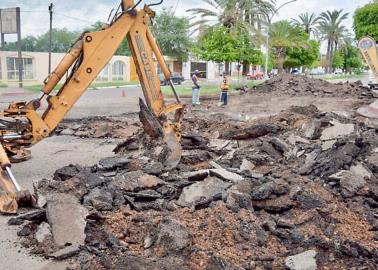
[0,0,371,41]
[274,0,371,28]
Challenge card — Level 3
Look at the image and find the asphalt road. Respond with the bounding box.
[0,74,372,269]
[0,86,144,270]
[0,85,144,117]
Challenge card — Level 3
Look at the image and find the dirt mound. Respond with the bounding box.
[254,74,372,98]
[8,105,378,269]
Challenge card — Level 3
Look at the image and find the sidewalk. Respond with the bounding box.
[0,87,36,97]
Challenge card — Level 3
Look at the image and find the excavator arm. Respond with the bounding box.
[358,36,378,89]
[0,0,184,213]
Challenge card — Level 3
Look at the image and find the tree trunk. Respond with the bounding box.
[326,40,331,73]
[276,48,286,74]
[329,42,334,73]
[242,62,250,76]
[225,62,230,75]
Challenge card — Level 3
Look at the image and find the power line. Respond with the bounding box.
[54,12,92,24]
[174,0,181,15]
[20,10,45,13]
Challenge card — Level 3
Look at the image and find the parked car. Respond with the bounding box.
[247,71,264,80]
[309,69,325,76]
[291,69,300,75]
[159,72,185,86]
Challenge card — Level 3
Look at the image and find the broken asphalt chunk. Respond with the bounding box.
[182,170,209,182]
[98,156,130,171]
[155,218,192,253]
[285,250,317,270]
[83,187,114,211]
[8,209,46,225]
[320,121,355,141]
[221,124,280,140]
[176,177,231,208]
[210,168,244,183]
[46,193,88,248]
[50,245,81,260]
[110,171,164,192]
[53,164,81,181]
[329,170,367,197]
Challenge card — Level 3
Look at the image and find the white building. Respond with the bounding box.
[0,51,130,86]
[0,50,254,86]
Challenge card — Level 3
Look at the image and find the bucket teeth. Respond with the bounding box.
[138,98,182,170]
[0,168,18,214]
[0,167,37,214]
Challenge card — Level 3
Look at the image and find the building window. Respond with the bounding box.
[97,64,109,81]
[112,60,125,81]
[6,57,34,80]
[191,62,207,78]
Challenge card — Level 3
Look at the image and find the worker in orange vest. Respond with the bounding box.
[218,72,229,107]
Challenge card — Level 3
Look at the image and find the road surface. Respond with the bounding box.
[0,74,372,269]
[0,86,144,270]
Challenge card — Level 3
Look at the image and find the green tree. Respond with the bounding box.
[152,8,192,61]
[340,43,363,73]
[354,2,378,41]
[239,0,276,32]
[285,39,320,70]
[292,12,320,36]
[3,36,38,51]
[332,50,344,69]
[35,28,79,53]
[236,31,263,75]
[187,0,275,72]
[193,26,262,70]
[269,20,307,74]
[192,26,240,64]
[3,29,79,53]
[318,10,349,72]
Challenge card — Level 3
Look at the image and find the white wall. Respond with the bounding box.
[182,61,191,80]
[0,50,130,86]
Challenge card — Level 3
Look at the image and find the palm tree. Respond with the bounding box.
[269,20,306,74]
[240,0,276,31]
[317,10,349,73]
[187,0,241,32]
[292,12,320,36]
[187,0,275,73]
[187,0,276,35]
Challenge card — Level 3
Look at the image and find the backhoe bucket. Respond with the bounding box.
[161,124,182,170]
[139,99,182,169]
[0,168,18,214]
[0,143,36,214]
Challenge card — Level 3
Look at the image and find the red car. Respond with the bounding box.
[247,71,264,80]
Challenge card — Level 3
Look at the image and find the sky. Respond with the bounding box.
[0,0,372,41]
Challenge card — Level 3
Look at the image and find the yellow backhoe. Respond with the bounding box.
[358,36,378,90]
[358,36,378,119]
[0,0,184,214]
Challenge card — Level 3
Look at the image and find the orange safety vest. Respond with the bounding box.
[220,77,229,91]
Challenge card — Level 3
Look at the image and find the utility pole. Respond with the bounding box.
[48,3,53,74]
[16,7,22,88]
[0,10,5,49]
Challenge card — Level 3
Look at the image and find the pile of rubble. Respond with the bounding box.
[8,104,378,269]
[55,114,141,139]
[253,74,373,98]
